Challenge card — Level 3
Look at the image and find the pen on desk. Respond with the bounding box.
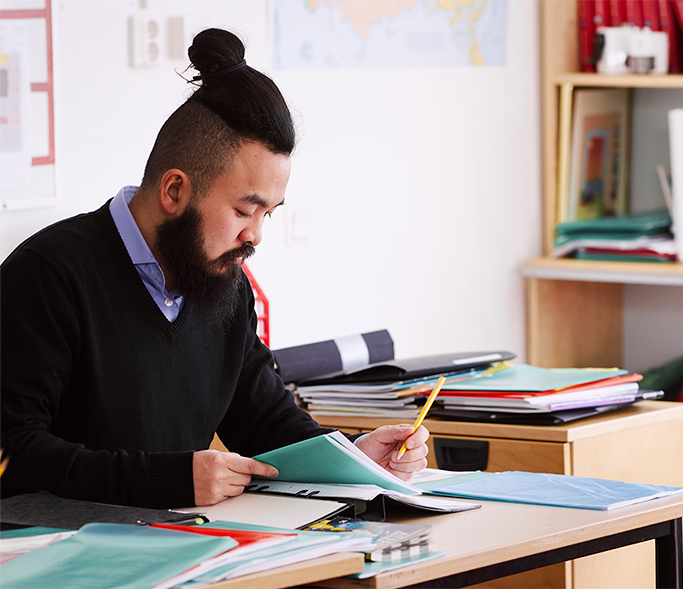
[396,375,447,460]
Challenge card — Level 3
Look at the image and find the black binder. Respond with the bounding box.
[298,351,516,386]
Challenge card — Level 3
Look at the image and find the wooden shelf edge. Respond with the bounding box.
[522,257,683,285]
[555,72,683,88]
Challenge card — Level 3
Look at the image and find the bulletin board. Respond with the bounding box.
[0,0,57,210]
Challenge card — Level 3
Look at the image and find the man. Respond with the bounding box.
[0,28,428,508]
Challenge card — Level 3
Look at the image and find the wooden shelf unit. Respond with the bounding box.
[527,0,683,368]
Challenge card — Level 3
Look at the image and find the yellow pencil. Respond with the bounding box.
[396,375,447,460]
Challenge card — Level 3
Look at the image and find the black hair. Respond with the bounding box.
[140,28,295,195]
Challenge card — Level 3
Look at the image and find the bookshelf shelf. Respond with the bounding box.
[555,72,683,88]
[523,257,683,286]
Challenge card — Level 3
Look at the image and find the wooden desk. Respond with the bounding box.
[205,552,364,589]
[313,400,683,588]
[311,494,683,589]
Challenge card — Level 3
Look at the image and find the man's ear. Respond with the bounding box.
[158,169,192,216]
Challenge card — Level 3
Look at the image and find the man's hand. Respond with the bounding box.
[355,424,429,481]
[193,450,278,506]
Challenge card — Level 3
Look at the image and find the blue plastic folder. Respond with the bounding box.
[427,471,683,510]
[0,523,238,589]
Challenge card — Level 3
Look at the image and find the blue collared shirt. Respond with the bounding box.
[109,186,184,322]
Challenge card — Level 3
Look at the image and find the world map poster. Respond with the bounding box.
[272,0,508,69]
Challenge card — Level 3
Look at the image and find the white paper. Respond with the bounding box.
[0,19,32,191]
[669,109,683,261]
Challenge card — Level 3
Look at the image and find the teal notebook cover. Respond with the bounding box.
[0,526,72,539]
[575,252,672,263]
[442,364,627,392]
[0,523,238,589]
[428,471,683,510]
[555,209,672,237]
[252,432,420,495]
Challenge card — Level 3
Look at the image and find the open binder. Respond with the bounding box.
[298,351,516,386]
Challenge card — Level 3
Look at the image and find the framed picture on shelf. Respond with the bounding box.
[566,88,631,221]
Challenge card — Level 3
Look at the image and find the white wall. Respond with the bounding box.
[1,1,543,362]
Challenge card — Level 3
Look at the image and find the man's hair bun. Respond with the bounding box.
[186,28,295,156]
[188,28,246,83]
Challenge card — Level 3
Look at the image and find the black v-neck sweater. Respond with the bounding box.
[1,202,326,507]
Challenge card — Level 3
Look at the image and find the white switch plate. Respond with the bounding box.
[128,13,163,68]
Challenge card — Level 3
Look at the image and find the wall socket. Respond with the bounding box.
[128,13,164,67]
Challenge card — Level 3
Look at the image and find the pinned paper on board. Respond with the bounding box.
[0,0,58,211]
[0,18,32,192]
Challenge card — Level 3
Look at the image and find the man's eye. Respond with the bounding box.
[236,209,251,218]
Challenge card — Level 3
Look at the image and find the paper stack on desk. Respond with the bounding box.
[429,364,662,423]
[295,351,515,418]
[0,520,368,589]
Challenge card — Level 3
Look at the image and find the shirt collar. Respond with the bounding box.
[109,186,158,266]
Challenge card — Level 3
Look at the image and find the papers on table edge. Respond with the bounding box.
[423,470,683,511]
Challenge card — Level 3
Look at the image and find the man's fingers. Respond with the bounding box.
[223,453,279,478]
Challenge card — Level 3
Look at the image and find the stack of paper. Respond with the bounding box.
[550,209,676,262]
[295,351,515,418]
[302,516,436,562]
[299,516,444,579]
[429,364,661,416]
[0,520,368,589]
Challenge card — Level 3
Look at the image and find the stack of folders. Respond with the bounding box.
[0,520,370,589]
[550,209,677,262]
[294,351,516,419]
[301,517,444,579]
[429,363,663,425]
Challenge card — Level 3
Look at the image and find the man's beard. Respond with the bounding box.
[155,203,254,327]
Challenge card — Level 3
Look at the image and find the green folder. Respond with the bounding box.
[0,523,238,589]
[555,209,672,238]
[441,364,627,392]
[253,431,420,495]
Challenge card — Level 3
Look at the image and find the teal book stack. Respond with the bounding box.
[551,209,676,262]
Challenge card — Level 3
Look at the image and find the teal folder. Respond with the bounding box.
[252,431,420,495]
[0,523,238,589]
[179,520,364,586]
[442,364,627,392]
[555,209,672,237]
[427,471,683,511]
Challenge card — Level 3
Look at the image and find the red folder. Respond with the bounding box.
[609,0,627,24]
[151,524,295,547]
[664,0,683,72]
[578,0,597,72]
[642,0,662,28]
[625,0,645,26]
[594,0,612,27]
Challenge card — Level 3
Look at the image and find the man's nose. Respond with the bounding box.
[239,219,263,247]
